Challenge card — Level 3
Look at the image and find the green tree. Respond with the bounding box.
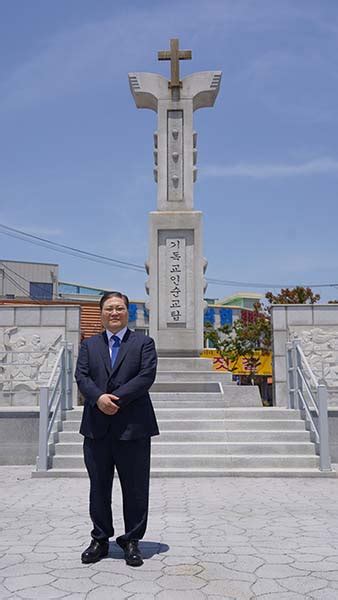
[265,286,320,305]
[205,302,271,377]
[205,286,320,379]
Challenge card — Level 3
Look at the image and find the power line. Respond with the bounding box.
[1,222,338,291]
[0,223,145,273]
[207,278,338,289]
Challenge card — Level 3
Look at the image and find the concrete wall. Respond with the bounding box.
[328,409,338,462]
[0,304,80,406]
[271,304,338,408]
[0,408,39,465]
[311,409,338,463]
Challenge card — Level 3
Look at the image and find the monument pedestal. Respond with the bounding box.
[147,210,205,356]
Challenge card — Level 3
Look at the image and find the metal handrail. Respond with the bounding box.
[295,344,319,387]
[47,347,64,388]
[286,338,331,472]
[36,342,73,471]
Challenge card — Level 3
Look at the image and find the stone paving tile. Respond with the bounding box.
[18,585,68,599]
[156,592,207,600]
[52,578,97,593]
[162,564,203,576]
[3,574,56,592]
[128,594,160,600]
[90,571,132,586]
[122,580,162,594]
[199,562,256,582]
[202,578,252,598]
[86,587,129,599]
[156,574,206,589]
[0,583,14,599]
[1,466,338,599]
[278,576,328,593]
[255,564,311,579]
[292,560,338,572]
[258,593,305,600]
[251,577,286,595]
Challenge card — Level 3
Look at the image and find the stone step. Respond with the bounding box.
[221,386,262,407]
[64,408,301,421]
[151,382,221,393]
[32,467,337,479]
[155,371,233,384]
[153,408,300,420]
[58,429,311,444]
[151,393,224,402]
[157,357,214,371]
[55,441,315,456]
[62,418,307,432]
[158,419,307,431]
[152,442,316,455]
[52,454,320,469]
[149,400,228,408]
[151,455,320,469]
[158,429,311,442]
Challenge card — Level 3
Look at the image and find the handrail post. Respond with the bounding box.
[66,343,73,410]
[317,382,331,471]
[286,341,294,409]
[37,386,49,471]
[292,340,300,410]
[60,342,67,412]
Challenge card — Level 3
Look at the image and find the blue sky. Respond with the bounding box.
[1,0,338,302]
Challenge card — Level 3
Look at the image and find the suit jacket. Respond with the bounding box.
[75,329,159,440]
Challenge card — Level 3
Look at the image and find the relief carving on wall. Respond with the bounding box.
[290,328,338,387]
[0,327,62,395]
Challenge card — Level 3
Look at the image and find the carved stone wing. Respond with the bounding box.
[128,73,169,111]
[182,71,222,110]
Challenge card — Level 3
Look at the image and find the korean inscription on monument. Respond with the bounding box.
[166,238,186,323]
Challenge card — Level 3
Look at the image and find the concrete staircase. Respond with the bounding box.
[32,404,335,478]
[32,357,335,478]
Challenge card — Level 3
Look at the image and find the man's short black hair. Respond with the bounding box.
[99,291,129,311]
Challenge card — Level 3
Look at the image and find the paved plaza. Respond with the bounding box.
[1,467,338,599]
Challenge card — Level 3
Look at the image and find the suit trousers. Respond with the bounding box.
[83,429,151,543]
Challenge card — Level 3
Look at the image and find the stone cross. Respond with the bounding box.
[158,38,192,89]
[129,39,222,356]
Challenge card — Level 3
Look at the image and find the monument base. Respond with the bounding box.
[148,210,205,357]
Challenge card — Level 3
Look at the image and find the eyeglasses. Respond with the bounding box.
[103,307,127,314]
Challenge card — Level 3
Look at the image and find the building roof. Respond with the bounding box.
[218,292,263,304]
[0,259,58,267]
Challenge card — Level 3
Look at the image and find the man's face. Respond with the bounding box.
[101,296,129,333]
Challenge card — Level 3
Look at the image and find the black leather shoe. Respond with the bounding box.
[116,538,143,567]
[81,539,109,564]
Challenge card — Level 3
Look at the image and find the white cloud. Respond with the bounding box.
[202,157,338,178]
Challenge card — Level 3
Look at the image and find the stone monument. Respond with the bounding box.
[129,38,221,356]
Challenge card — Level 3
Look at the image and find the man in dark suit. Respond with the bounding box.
[75,291,159,567]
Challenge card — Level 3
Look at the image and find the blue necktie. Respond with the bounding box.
[110,335,121,368]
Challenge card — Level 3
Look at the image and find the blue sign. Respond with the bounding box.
[204,307,215,326]
[128,303,138,322]
[220,308,232,326]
